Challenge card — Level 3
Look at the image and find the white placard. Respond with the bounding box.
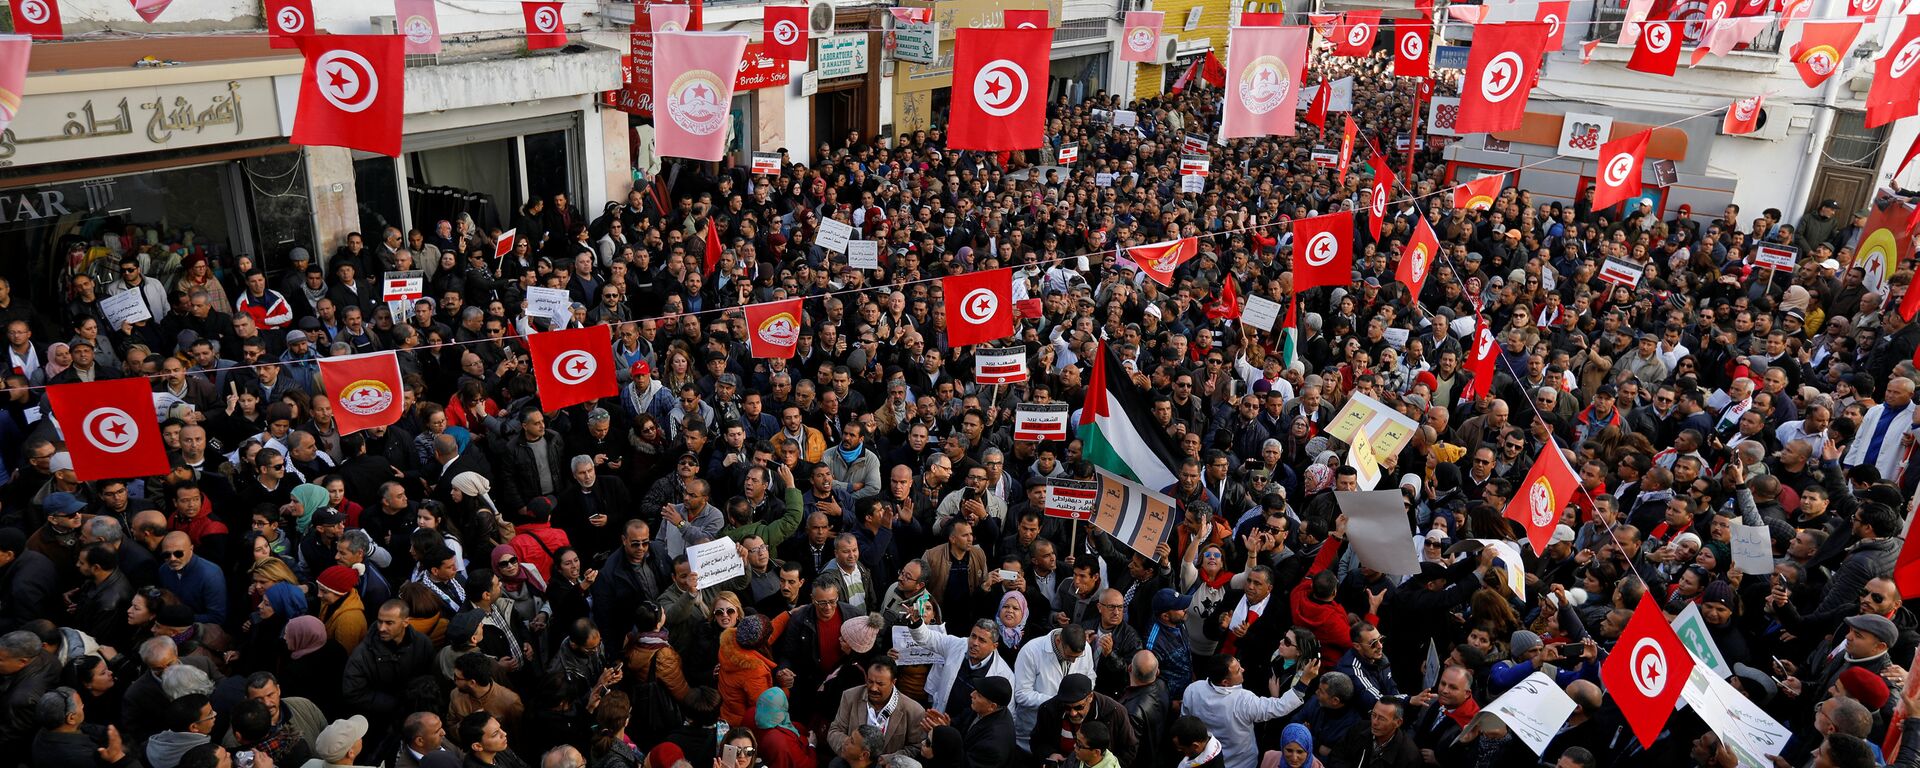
[1339,490,1419,574]
[686,536,745,589]
[525,286,573,326]
[1555,112,1613,161]
[1449,315,1478,338]
[816,218,855,253]
[1679,661,1792,768]
[800,70,820,97]
[1096,172,1115,187]
[1475,539,1526,595]
[1731,523,1772,576]
[847,240,880,269]
[1013,402,1070,441]
[1671,602,1733,679]
[1241,294,1282,331]
[382,270,426,302]
[1180,175,1205,193]
[1113,109,1138,128]
[1383,327,1410,347]
[890,626,943,665]
[1471,672,1577,755]
[101,289,153,329]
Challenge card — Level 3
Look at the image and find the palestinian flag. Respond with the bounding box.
[1080,342,1181,491]
[1279,294,1299,369]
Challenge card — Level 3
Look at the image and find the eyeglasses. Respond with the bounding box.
[1201,552,1223,560]
[625,540,650,548]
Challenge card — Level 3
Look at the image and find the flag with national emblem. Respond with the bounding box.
[319,351,407,435]
[528,325,617,410]
[745,298,806,358]
[949,28,1051,150]
[293,35,405,157]
[943,268,1015,347]
[46,378,171,481]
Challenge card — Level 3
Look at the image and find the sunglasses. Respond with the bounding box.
[163,550,188,560]
[498,557,518,566]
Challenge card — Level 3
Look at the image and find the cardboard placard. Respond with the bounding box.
[847,240,880,269]
[1338,490,1419,574]
[686,536,745,589]
[1183,132,1210,154]
[1598,256,1645,287]
[815,218,855,253]
[1731,523,1772,576]
[975,347,1028,385]
[1671,601,1733,679]
[495,228,517,257]
[1112,109,1138,128]
[1091,466,1176,560]
[1242,294,1283,331]
[1471,672,1577,756]
[750,151,782,175]
[381,270,426,302]
[1013,402,1070,441]
[1044,478,1098,520]
[525,286,573,326]
[1753,243,1798,272]
[1057,142,1079,164]
[1326,392,1419,463]
[100,289,153,329]
[1179,154,1210,176]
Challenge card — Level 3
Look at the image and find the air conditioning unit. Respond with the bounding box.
[1153,35,1179,63]
[370,14,395,34]
[807,0,836,37]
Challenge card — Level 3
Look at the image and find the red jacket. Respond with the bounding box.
[1289,536,1374,664]
[509,522,570,582]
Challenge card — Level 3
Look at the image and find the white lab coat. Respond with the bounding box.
[1011,629,1099,751]
[915,624,1015,717]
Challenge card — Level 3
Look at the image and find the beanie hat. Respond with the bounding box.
[842,615,880,653]
[317,565,359,595]
[156,603,195,628]
[1702,580,1736,608]
[1152,588,1185,616]
[1510,630,1543,658]
[736,614,769,649]
[1838,666,1891,709]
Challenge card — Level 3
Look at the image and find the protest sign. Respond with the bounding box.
[1014,402,1070,441]
[686,536,745,589]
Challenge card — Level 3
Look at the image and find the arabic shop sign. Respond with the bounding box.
[0,78,281,169]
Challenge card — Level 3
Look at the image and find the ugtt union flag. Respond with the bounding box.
[653,31,749,161]
[1222,26,1308,139]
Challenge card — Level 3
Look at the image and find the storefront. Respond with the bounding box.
[0,40,309,308]
[812,16,882,152]
[1049,19,1111,105]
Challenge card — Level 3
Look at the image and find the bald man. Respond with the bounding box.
[154,531,227,623]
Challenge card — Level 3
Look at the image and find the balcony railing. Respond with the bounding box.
[1581,0,1782,53]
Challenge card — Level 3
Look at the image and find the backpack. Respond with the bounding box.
[628,650,681,751]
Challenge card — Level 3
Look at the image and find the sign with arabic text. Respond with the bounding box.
[818,34,870,80]
[1,78,280,169]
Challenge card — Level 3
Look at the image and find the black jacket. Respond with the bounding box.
[0,549,59,632]
[341,629,434,721]
[771,602,856,713]
[1031,692,1138,766]
[73,570,134,641]
[960,707,1014,768]
[1121,681,1168,768]
[587,548,673,641]
[497,436,569,514]
[32,725,134,768]
[0,653,61,759]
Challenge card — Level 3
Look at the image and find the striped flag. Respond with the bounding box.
[1079,342,1181,491]
[1092,465,1179,560]
[1279,297,1298,369]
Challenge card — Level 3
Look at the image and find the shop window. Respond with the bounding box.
[353,154,404,239]
[408,138,521,235]
[240,153,315,272]
[523,130,575,210]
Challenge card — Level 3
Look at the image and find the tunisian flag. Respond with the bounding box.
[1223,26,1307,139]
[1366,153,1393,241]
[654,31,749,161]
[1004,9,1048,28]
[1457,22,1548,134]
[1723,93,1764,134]
[1601,593,1695,747]
[522,1,566,49]
[1792,21,1861,88]
[529,325,617,411]
[1397,216,1439,297]
[1535,0,1570,48]
[1292,212,1353,291]
[1207,275,1241,320]
[950,28,1051,150]
[1465,315,1497,399]
[1394,21,1430,78]
[320,351,406,435]
[944,268,1015,347]
[746,298,806,358]
[1505,438,1579,553]
[46,378,170,481]
[8,0,62,40]
[1593,130,1651,211]
[1627,19,1681,75]
[1305,76,1331,132]
[1333,11,1381,56]
[764,5,808,61]
[1128,237,1198,286]
[1866,15,1920,128]
[1454,173,1502,211]
[266,0,314,49]
[1120,11,1164,62]
[294,35,404,157]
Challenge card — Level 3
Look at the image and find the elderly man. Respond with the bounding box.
[1011,625,1098,753]
[155,532,226,624]
[828,659,927,761]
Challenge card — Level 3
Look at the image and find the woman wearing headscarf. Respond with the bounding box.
[1278,724,1321,768]
[29,343,69,387]
[289,483,329,538]
[994,591,1029,665]
[238,581,307,673]
[916,725,965,768]
[278,614,345,712]
[491,545,550,634]
[451,472,510,554]
[754,688,810,768]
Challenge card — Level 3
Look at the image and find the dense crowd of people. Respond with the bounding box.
[0,40,1917,768]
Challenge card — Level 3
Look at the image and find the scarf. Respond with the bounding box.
[290,484,328,536]
[493,545,545,593]
[1180,737,1224,768]
[755,687,801,738]
[415,570,467,609]
[996,591,1027,647]
[838,444,864,465]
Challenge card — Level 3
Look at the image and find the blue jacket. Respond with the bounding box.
[157,555,228,624]
[1147,619,1193,697]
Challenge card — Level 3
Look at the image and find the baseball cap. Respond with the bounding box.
[43,492,86,516]
[630,360,652,377]
[1549,525,1576,546]
[315,716,369,763]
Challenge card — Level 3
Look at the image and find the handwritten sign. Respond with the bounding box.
[891,626,943,665]
[815,218,854,253]
[1242,294,1282,331]
[1013,402,1069,441]
[1383,327,1409,347]
[1092,467,1177,560]
[1095,172,1114,187]
[1732,523,1772,575]
[846,240,880,269]
[1680,659,1791,768]
[1180,175,1205,193]
[1471,672,1577,755]
[101,289,153,329]
[1045,479,1098,520]
[1112,109,1138,128]
[525,286,572,327]
[686,536,745,589]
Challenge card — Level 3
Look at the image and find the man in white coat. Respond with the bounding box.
[1844,376,1918,482]
[1011,625,1097,754]
[1181,655,1313,768]
[914,617,1014,729]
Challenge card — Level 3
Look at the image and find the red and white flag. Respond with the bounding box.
[266,0,314,49]
[1338,116,1358,186]
[293,35,404,157]
[1457,22,1548,134]
[1723,93,1764,134]
[522,1,566,50]
[1398,216,1439,296]
[1504,439,1579,553]
[1601,593,1694,748]
[1627,19,1681,75]
[1222,26,1306,139]
[1394,20,1430,78]
[46,378,170,481]
[1004,9,1048,28]
[1465,315,1497,399]
[1849,0,1883,17]
[949,28,1051,150]
[1865,15,1920,128]
[395,0,442,54]
[1129,237,1197,286]
[1120,11,1164,63]
[130,0,170,23]
[1333,10,1381,56]
[528,325,617,411]
[975,347,1029,384]
[1535,1,1571,48]
[744,298,805,358]
[319,351,406,435]
[1307,12,1339,37]
[0,36,25,137]
[650,3,689,32]
[1366,153,1393,241]
[495,229,518,258]
[1454,173,1502,211]
[1691,15,1770,65]
[1581,38,1600,63]
[943,268,1015,347]
[1207,274,1241,320]
[1893,130,1920,183]
[654,31,749,161]
[1293,212,1352,291]
[765,5,807,61]
[1305,75,1330,132]
[1593,129,1651,211]
[1445,5,1485,23]
[9,0,62,40]
[1792,20,1861,88]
